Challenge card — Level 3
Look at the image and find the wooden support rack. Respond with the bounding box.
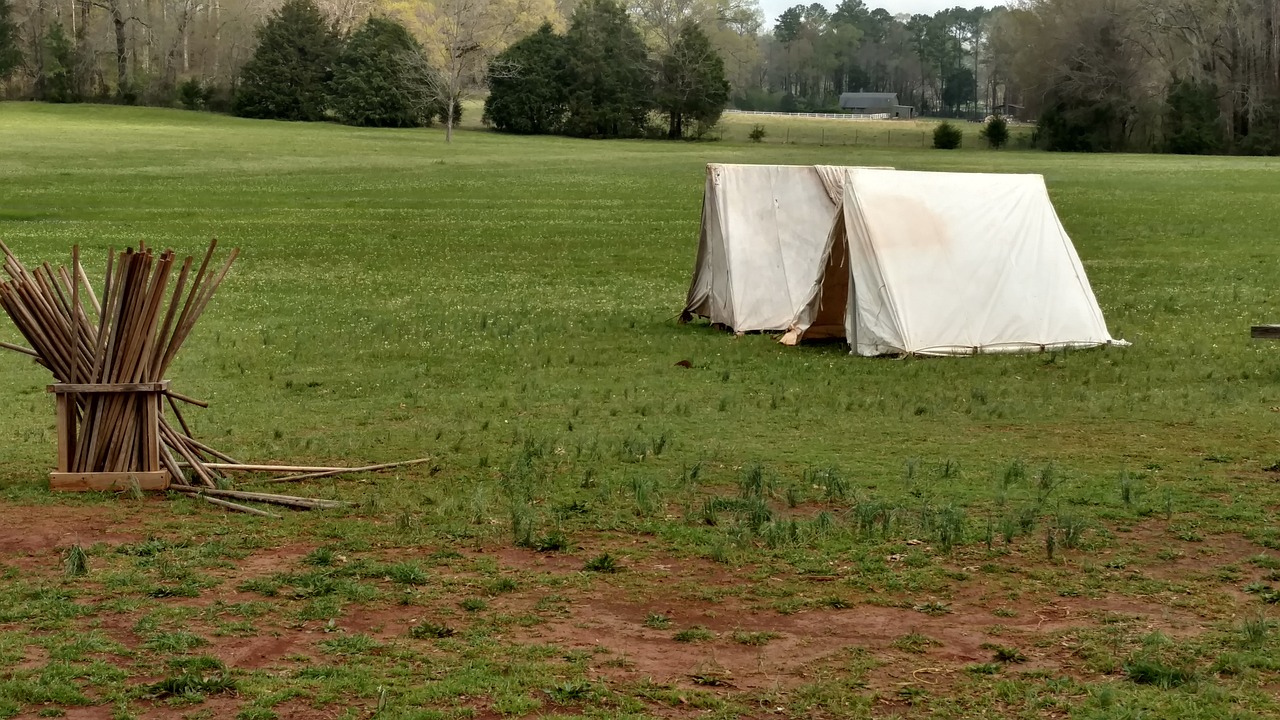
[48,381,172,492]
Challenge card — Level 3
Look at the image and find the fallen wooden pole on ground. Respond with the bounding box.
[259,457,433,484]
[1252,325,1280,339]
[170,485,349,510]
[200,494,282,518]
[195,462,354,473]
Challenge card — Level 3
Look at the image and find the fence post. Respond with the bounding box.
[786,126,790,144]
[888,130,892,146]
[821,128,825,146]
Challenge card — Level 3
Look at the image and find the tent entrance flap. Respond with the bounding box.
[803,221,850,341]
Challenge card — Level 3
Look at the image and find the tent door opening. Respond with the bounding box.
[801,221,851,341]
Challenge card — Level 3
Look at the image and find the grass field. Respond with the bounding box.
[1,102,1280,719]
[715,112,1035,147]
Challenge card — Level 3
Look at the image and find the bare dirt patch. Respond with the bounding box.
[0,502,145,568]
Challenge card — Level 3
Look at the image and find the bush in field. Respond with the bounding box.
[748,124,767,142]
[234,0,340,121]
[561,0,653,138]
[932,121,962,149]
[331,17,434,128]
[981,115,1009,149]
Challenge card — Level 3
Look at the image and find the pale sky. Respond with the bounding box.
[758,0,1003,26]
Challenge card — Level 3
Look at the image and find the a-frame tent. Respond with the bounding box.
[781,168,1125,355]
[680,163,891,333]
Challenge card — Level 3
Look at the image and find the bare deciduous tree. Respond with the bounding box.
[384,0,554,142]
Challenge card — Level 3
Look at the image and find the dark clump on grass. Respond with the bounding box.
[731,630,778,646]
[644,612,671,629]
[63,544,88,578]
[1123,657,1196,688]
[408,622,456,639]
[985,644,1027,663]
[584,553,620,573]
[146,672,237,698]
[673,626,714,642]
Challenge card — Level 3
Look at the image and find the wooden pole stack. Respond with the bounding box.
[0,242,425,516]
[0,240,236,491]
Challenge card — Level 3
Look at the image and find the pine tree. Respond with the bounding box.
[483,23,569,135]
[562,0,653,138]
[233,0,340,121]
[656,23,729,140]
[331,17,434,128]
[41,23,76,103]
[0,0,21,83]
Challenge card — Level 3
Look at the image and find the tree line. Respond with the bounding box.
[0,0,1278,154]
[484,3,727,139]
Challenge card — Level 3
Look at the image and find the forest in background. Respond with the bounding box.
[1,0,1278,153]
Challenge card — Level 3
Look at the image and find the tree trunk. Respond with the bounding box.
[109,0,127,97]
[446,96,455,143]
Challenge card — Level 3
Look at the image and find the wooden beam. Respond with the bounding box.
[49,470,170,492]
[48,381,170,394]
[1251,325,1280,339]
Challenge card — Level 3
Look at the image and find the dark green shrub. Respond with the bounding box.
[178,78,205,110]
[981,115,1009,149]
[39,22,77,103]
[233,0,340,121]
[932,121,962,149]
[484,23,567,134]
[1164,77,1223,155]
[748,123,766,142]
[656,23,729,140]
[331,16,434,128]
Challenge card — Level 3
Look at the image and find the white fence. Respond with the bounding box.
[724,110,892,121]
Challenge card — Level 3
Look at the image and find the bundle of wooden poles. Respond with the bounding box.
[0,241,428,517]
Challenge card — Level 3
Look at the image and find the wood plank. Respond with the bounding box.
[49,471,170,492]
[1251,325,1280,339]
[54,394,72,473]
[143,395,160,472]
[48,381,170,394]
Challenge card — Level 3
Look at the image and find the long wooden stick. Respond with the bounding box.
[170,485,348,510]
[260,458,434,484]
[200,495,282,518]
[195,462,354,473]
[0,341,39,358]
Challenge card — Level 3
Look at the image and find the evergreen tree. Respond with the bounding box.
[331,16,433,128]
[233,0,340,121]
[40,23,76,103]
[483,23,569,135]
[1163,77,1223,155]
[562,0,653,138]
[0,0,21,83]
[656,23,728,140]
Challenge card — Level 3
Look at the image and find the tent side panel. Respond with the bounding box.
[682,171,719,321]
[721,166,840,332]
[845,170,1118,355]
[842,177,910,355]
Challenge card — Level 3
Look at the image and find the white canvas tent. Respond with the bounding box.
[781,168,1125,355]
[680,163,891,333]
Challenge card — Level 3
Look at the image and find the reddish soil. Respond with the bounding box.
[0,503,1272,719]
[0,502,144,569]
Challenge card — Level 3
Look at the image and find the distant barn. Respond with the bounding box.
[839,92,914,119]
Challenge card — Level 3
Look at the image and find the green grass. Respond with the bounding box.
[717,111,1036,148]
[1,102,1280,718]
